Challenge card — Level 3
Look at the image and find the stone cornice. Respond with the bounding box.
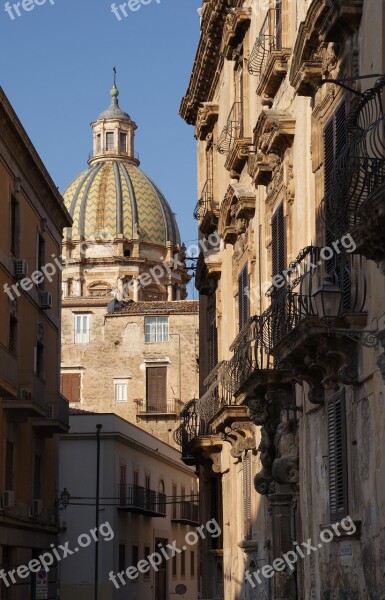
[180,0,239,125]
[218,183,256,244]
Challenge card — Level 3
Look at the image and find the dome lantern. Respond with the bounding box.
[89,68,139,166]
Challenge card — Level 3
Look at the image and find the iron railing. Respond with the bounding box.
[118,484,166,516]
[137,399,183,415]
[195,179,215,221]
[171,499,200,524]
[324,74,385,237]
[248,8,284,76]
[47,394,70,425]
[217,102,244,154]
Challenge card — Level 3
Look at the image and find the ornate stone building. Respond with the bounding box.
[178,1,385,599]
[0,86,71,600]
[60,81,199,445]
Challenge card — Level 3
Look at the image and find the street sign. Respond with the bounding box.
[36,569,48,600]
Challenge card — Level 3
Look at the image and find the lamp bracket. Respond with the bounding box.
[321,322,379,349]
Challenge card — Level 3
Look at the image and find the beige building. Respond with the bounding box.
[179,1,385,599]
[60,80,199,444]
[58,412,199,600]
[0,87,71,599]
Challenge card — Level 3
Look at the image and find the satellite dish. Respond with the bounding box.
[175,584,187,595]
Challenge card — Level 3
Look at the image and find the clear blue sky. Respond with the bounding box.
[0,0,200,295]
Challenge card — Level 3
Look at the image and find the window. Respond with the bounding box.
[238,265,250,330]
[181,549,186,577]
[119,132,127,152]
[133,469,139,487]
[35,342,44,378]
[74,314,90,344]
[275,0,283,50]
[190,551,195,577]
[119,465,126,504]
[172,483,177,519]
[144,546,150,580]
[96,134,101,153]
[208,317,218,372]
[272,202,285,277]
[324,100,347,246]
[8,315,17,355]
[243,452,252,540]
[60,373,81,403]
[115,381,128,403]
[145,316,169,343]
[10,195,19,257]
[34,454,42,500]
[172,553,177,577]
[328,389,348,522]
[131,546,139,580]
[106,132,114,150]
[37,233,45,278]
[146,366,167,412]
[5,441,14,490]
[118,544,126,573]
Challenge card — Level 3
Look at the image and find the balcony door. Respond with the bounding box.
[146,366,167,412]
[155,538,168,600]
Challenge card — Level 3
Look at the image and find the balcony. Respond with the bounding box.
[171,499,200,525]
[322,75,385,263]
[195,179,219,235]
[217,103,252,174]
[118,484,166,517]
[32,394,69,436]
[0,344,17,398]
[136,399,183,418]
[3,370,47,421]
[248,9,291,100]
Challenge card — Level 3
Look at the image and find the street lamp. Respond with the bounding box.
[312,274,343,320]
[60,488,71,511]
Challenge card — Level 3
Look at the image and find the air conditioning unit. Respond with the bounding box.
[32,499,42,516]
[20,388,32,401]
[14,259,28,279]
[3,490,15,509]
[39,291,52,309]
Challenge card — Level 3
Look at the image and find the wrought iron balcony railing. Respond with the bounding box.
[323,75,385,241]
[195,178,216,221]
[137,399,183,416]
[171,499,200,525]
[248,8,284,77]
[217,102,244,155]
[118,484,166,517]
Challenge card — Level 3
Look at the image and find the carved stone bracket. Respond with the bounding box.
[224,137,253,175]
[221,7,252,59]
[256,49,292,101]
[224,422,256,459]
[218,183,256,245]
[289,0,363,96]
[195,102,219,141]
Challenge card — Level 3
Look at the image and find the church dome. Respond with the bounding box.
[63,161,180,245]
[63,78,181,246]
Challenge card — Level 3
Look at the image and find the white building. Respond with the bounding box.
[58,412,200,600]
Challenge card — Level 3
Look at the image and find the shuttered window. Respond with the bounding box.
[324,100,347,245]
[145,317,169,343]
[271,202,285,277]
[238,264,250,330]
[61,373,81,403]
[328,389,348,522]
[243,451,252,540]
[208,318,218,372]
[5,441,14,491]
[146,366,167,411]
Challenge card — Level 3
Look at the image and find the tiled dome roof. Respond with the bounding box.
[63,160,180,246]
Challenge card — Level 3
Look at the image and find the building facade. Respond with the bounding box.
[0,87,71,599]
[60,81,199,444]
[179,1,385,599]
[58,413,199,600]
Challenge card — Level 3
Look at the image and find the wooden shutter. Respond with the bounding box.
[146,366,167,411]
[328,389,348,522]
[243,452,252,540]
[324,100,347,248]
[209,318,218,372]
[61,373,81,403]
[272,202,285,277]
[238,265,250,330]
